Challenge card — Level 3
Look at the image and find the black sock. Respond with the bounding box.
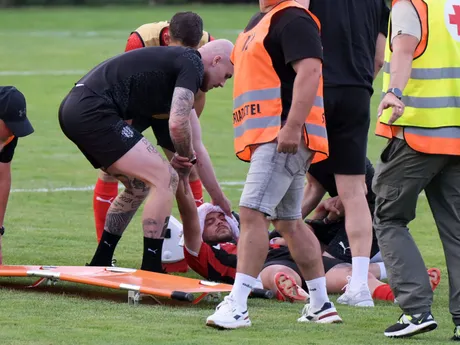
[141,237,164,273]
[88,231,121,266]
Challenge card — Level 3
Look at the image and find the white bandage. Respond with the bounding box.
[197,203,240,241]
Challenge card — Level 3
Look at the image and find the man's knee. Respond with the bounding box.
[239,206,269,227]
[335,174,367,201]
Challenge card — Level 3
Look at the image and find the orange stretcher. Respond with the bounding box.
[0,265,236,305]
[0,265,274,304]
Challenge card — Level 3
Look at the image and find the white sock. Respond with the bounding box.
[377,262,387,280]
[229,273,257,310]
[306,277,329,309]
[350,256,370,290]
[254,274,264,289]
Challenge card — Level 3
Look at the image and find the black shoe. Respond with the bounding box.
[384,312,437,338]
[452,326,460,341]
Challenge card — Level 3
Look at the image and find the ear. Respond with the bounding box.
[163,32,170,46]
[212,55,222,66]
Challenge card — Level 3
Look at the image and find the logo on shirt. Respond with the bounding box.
[121,126,134,138]
[445,0,460,42]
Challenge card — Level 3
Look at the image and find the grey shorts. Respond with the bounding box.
[239,142,313,220]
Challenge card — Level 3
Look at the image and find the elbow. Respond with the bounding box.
[375,58,384,74]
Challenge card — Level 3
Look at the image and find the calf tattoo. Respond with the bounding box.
[105,175,149,236]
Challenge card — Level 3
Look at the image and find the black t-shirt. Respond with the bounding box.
[0,137,18,163]
[309,0,390,91]
[245,7,323,121]
[77,47,204,120]
[308,157,376,214]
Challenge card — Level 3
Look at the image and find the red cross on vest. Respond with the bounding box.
[450,5,460,35]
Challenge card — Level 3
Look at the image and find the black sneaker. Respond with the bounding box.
[384,312,437,338]
[452,326,460,341]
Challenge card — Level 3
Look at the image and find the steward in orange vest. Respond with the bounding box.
[205,0,343,331]
[232,1,328,163]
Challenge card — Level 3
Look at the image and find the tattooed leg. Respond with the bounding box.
[104,175,150,236]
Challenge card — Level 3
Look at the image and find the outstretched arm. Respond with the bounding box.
[190,110,232,216]
[176,181,202,255]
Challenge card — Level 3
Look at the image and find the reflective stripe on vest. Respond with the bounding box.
[377,0,460,155]
[232,0,328,163]
[383,63,460,80]
[233,88,324,109]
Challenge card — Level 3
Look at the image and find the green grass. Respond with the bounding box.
[0,5,452,345]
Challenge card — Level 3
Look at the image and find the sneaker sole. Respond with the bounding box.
[298,314,343,324]
[337,298,374,307]
[384,321,437,338]
[206,319,252,330]
[274,272,309,303]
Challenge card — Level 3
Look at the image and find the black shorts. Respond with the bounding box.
[58,86,143,170]
[132,117,175,153]
[308,219,380,263]
[316,86,371,175]
[262,246,344,291]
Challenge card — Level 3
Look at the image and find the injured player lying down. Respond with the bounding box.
[176,183,441,303]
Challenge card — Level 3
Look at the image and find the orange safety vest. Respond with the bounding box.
[231,0,328,163]
[377,0,460,155]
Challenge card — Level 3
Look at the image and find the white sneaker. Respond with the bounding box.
[297,302,343,324]
[337,278,374,307]
[206,296,251,329]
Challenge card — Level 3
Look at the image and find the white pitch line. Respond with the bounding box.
[0,29,242,37]
[10,181,245,193]
[0,70,87,76]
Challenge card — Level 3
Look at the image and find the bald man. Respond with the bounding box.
[59,39,234,273]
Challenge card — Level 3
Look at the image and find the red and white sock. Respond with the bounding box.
[189,179,204,207]
[93,179,118,242]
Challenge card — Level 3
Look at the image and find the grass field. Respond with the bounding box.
[0,5,453,345]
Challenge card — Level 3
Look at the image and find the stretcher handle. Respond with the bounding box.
[250,288,274,299]
[171,291,195,302]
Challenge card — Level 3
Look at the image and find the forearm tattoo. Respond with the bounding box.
[169,87,194,159]
[104,174,149,236]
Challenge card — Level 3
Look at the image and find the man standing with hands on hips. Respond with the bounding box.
[206,0,342,329]
[373,0,460,339]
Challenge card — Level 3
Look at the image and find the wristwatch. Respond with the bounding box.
[386,87,403,100]
[0,226,4,236]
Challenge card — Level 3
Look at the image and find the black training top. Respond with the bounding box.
[77,46,204,120]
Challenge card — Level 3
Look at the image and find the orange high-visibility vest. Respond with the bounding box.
[377,0,460,155]
[231,0,328,163]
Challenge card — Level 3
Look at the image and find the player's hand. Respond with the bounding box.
[212,195,232,217]
[377,93,405,125]
[277,123,302,154]
[170,153,194,170]
[313,196,344,221]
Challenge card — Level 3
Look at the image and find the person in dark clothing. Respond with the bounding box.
[307,0,390,307]
[0,86,34,265]
[58,40,234,273]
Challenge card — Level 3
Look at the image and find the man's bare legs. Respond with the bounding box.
[335,174,374,306]
[88,138,178,272]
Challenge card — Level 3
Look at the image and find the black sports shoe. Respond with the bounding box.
[452,326,460,341]
[384,312,437,338]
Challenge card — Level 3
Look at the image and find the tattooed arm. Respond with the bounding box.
[190,111,232,216]
[169,87,195,160]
